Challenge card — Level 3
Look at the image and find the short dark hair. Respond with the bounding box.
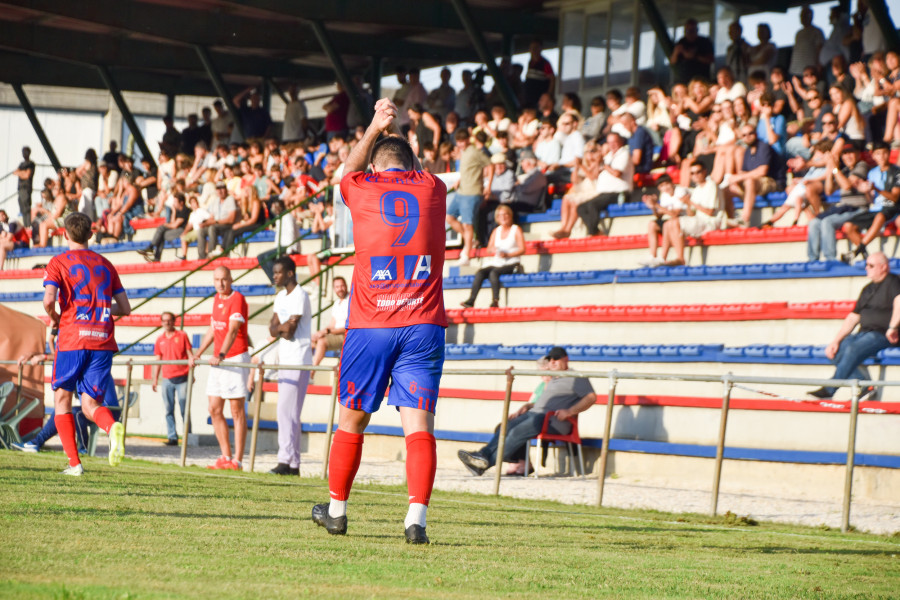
[656,174,672,186]
[334,276,347,285]
[64,212,93,244]
[473,131,488,145]
[273,256,296,276]
[372,136,414,170]
[454,129,469,142]
[161,311,176,322]
[872,141,891,153]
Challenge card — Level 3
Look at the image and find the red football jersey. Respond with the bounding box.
[43,249,124,352]
[340,169,447,329]
[211,291,249,357]
[153,329,193,379]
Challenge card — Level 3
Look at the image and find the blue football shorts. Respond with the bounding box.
[52,349,115,401]
[339,324,445,414]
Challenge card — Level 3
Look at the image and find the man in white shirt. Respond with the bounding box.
[640,175,687,266]
[658,162,722,266]
[267,256,312,476]
[211,100,234,146]
[311,276,349,366]
[282,83,309,143]
[576,133,633,236]
[546,114,585,185]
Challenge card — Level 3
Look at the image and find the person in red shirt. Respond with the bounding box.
[152,312,193,446]
[311,98,446,545]
[42,212,131,476]
[190,266,250,470]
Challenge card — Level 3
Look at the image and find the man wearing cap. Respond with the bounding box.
[458,347,595,476]
[197,181,237,259]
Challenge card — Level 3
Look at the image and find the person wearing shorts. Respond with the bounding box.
[191,266,250,470]
[311,98,447,545]
[311,276,349,366]
[446,129,491,266]
[42,212,130,476]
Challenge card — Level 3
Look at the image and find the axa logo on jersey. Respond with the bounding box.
[370,255,431,282]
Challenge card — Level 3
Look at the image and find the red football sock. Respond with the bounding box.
[54,413,80,467]
[328,429,364,501]
[92,406,116,433]
[405,431,436,506]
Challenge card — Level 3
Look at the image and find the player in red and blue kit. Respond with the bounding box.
[312,98,447,544]
[42,212,131,475]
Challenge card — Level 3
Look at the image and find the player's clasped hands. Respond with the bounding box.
[372,98,398,131]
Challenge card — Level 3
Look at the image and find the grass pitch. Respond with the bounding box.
[0,452,897,600]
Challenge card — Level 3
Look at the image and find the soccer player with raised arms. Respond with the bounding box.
[312,98,447,544]
[42,212,131,475]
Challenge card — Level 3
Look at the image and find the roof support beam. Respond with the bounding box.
[638,0,675,59]
[310,20,371,125]
[11,83,61,173]
[195,45,245,142]
[867,0,900,53]
[449,0,519,116]
[96,66,156,170]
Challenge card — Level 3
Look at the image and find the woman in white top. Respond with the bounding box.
[830,84,866,142]
[460,204,525,308]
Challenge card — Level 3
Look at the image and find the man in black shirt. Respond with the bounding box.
[138,193,190,262]
[14,146,35,227]
[810,252,900,399]
[670,19,714,85]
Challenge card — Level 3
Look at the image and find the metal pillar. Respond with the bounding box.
[310,20,372,123]
[261,79,272,115]
[502,33,515,59]
[867,0,900,53]
[96,66,156,169]
[638,0,675,59]
[11,84,61,173]
[450,0,519,116]
[165,94,175,121]
[370,57,383,101]
[267,78,289,105]
[194,45,245,141]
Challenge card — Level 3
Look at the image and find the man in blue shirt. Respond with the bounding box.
[841,142,900,261]
[621,113,654,175]
[756,93,787,157]
[723,125,784,226]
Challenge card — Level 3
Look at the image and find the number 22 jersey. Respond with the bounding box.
[340,169,448,329]
[43,249,125,352]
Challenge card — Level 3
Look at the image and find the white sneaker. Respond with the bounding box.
[718,174,731,189]
[108,422,125,467]
[457,256,471,267]
[62,463,84,477]
[638,255,657,267]
[648,257,665,268]
[11,441,39,453]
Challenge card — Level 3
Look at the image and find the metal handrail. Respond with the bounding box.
[4,358,894,533]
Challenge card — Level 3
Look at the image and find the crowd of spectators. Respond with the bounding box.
[3,4,899,276]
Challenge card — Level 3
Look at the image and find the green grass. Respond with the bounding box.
[1,452,897,600]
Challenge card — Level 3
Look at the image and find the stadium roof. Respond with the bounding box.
[0,0,557,97]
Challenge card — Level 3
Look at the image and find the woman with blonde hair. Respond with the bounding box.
[460,204,525,308]
[231,185,266,244]
[551,139,603,239]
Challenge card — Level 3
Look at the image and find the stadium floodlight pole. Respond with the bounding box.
[710,373,733,516]
[310,20,372,124]
[322,366,340,479]
[596,370,618,507]
[194,45,246,142]
[96,66,156,170]
[121,360,134,454]
[492,367,515,496]
[180,365,195,467]
[841,381,862,533]
[248,362,265,473]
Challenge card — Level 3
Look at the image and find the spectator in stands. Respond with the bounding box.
[763,140,831,228]
[839,142,900,262]
[645,86,673,147]
[715,67,748,104]
[108,156,143,241]
[102,141,120,172]
[138,192,189,263]
[657,161,722,266]
[788,5,825,79]
[454,69,475,125]
[151,312,193,446]
[199,107,213,148]
[524,39,556,108]
[180,114,202,155]
[502,149,548,217]
[263,256,312,476]
[545,113,585,186]
[161,117,182,157]
[809,251,900,400]
[36,179,70,248]
[426,67,456,119]
[805,143,870,262]
[850,0,888,62]
[211,100,233,145]
[407,103,443,159]
[723,124,785,227]
[534,118,561,171]
[537,92,559,124]
[282,83,309,144]
[551,140,602,239]
[881,53,900,143]
[829,84,866,144]
[621,113,654,176]
[0,209,28,270]
[74,148,98,222]
[821,7,852,80]
[191,266,250,470]
[639,175,687,267]
[197,182,237,259]
[576,132,634,237]
[14,146,35,228]
[725,21,751,84]
[608,87,647,129]
[232,186,266,246]
[457,346,595,476]
[447,130,491,266]
[311,276,349,366]
[581,96,608,141]
[670,18,714,85]
[322,82,350,141]
[233,87,272,140]
[461,204,525,309]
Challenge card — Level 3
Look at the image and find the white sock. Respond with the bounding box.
[405,503,427,529]
[328,499,347,518]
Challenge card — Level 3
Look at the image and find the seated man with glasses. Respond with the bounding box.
[722,125,785,227]
[656,161,722,266]
[809,251,900,400]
